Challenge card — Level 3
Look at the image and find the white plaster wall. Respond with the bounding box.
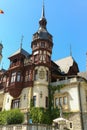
[60,85,80,111]
[33,85,48,108]
[33,66,49,108]
[20,87,31,109]
[2,87,32,111]
[2,93,13,111]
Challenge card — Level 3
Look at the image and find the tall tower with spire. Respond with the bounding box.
[31,2,53,108]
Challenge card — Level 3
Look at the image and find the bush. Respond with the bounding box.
[0,111,8,125]
[6,109,24,125]
[29,107,60,125]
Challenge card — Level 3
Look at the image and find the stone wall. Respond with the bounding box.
[69,112,82,130]
[82,112,87,130]
[0,124,56,130]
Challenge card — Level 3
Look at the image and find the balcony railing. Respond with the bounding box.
[9,61,24,68]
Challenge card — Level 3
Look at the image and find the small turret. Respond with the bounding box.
[0,42,3,63]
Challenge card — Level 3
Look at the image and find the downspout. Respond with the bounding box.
[78,82,84,130]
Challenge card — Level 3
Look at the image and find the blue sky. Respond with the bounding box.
[0,0,87,72]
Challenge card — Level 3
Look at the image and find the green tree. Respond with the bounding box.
[0,110,8,125]
[29,107,60,125]
[7,109,24,125]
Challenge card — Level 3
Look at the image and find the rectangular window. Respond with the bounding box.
[11,72,16,83]
[70,122,73,128]
[55,98,59,107]
[11,99,20,109]
[41,42,45,48]
[34,70,38,80]
[45,97,48,108]
[6,78,9,87]
[46,70,49,81]
[33,96,36,107]
[59,97,63,106]
[17,72,21,82]
[63,96,67,105]
[25,71,29,82]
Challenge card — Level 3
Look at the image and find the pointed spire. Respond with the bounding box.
[20,35,24,50]
[39,0,47,29]
[41,0,45,18]
[70,44,72,56]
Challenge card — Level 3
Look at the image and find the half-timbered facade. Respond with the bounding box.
[0,3,87,130]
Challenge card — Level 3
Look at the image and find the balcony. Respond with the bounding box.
[8,81,23,89]
[9,61,24,69]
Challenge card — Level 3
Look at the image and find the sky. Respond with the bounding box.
[0,0,87,72]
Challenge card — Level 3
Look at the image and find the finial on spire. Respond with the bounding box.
[39,0,47,29]
[20,35,24,49]
[70,44,72,56]
[41,0,45,18]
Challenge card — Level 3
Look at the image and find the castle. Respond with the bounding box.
[0,3,87,130]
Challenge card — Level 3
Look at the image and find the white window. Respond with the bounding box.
[11,99,20,109]
[6,78,9,87]
[63,96,68,105]
[11,72,16,83]
[25,71,29,82]
[55,95,68,108]
[55,98,59,107]
[59,97,63,106]
[17,72,21,82]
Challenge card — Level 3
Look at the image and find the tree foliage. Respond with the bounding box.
[6,109,24,125]
[0,110,8,125]
[29,107,60,125]
[0,109,24,125]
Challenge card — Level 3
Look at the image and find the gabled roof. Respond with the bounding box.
[78,72,87,80]
[55,56,78,74]
[9,48,30,58]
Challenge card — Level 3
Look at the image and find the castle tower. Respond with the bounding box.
[31,2,53,108]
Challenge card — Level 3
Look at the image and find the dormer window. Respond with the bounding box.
[13,59,17,63]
